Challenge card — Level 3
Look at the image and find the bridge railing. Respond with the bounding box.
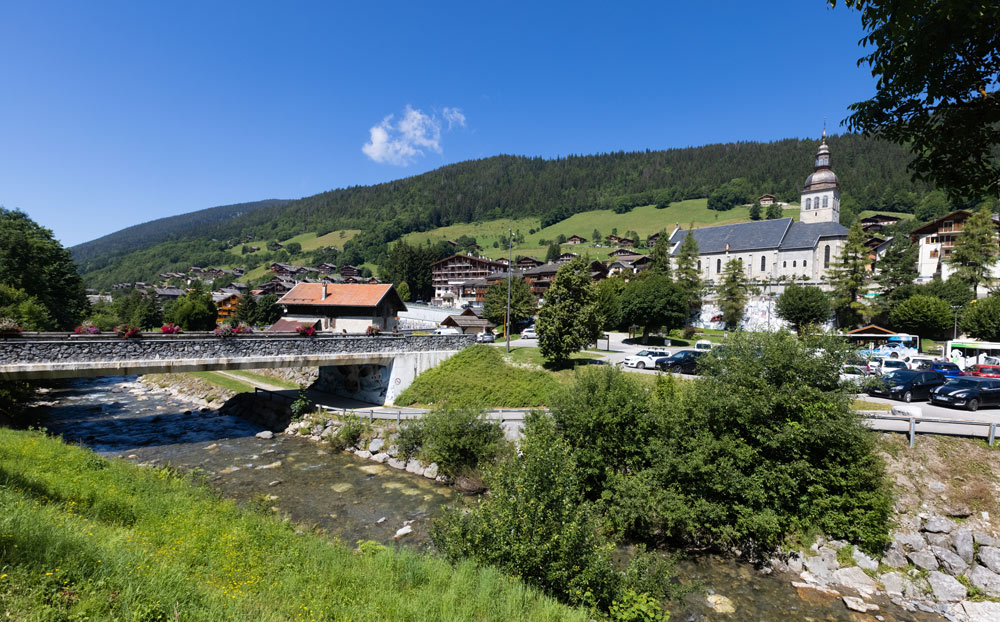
[1,330,434,342]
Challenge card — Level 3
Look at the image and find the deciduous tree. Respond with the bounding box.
[960,296,1000,342]
[536,257,601,367]
[594,277,624,331]
[620,273,687,343]
[889,294,951,339]
[765,202,783,220]
[482,277,536,330]
[775,283,831,333]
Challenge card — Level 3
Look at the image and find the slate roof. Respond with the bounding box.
[779,221,849,250]
[669,218,847,254]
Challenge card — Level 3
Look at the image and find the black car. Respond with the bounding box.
[867,369,946,402]
[654,350,705,374]
[929,377,1000,411]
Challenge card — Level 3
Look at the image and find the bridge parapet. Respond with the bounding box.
[0,333,476,381]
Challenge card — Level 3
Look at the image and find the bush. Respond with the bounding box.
[331,415,365,451]
[289,390,313,420]
[889,294,951,338]
[421,408,503,477]
[682,325,697,340]
[396,421,425,460]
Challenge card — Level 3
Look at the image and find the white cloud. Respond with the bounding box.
[362,105,465,166]
[442,107,466,129]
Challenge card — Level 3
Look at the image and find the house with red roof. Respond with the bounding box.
[274,283,407,333]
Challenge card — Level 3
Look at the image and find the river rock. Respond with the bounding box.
[931,545,968,576]
[879,572,904,596]
[833,566,877,597]
[974,531,998,547]
[355,450,372,459]
[907,549,939,571]
[267,480,281,487]
[819,547,839,568]
[804,556,834,582]
[926,571,967,602]
[386,444,398,457]
[255,430,273,440]
[894,532,926,551]
[387,458,406,470]
[256,461,281,470]
[792,582,840,604]
[787,555,804,574]
[422,463,439,479]
[962,600,1000,622]
[953,529,975,564]
[968,564,1000,597]
[882,543,908,569]
[393,525,412,539]
[923,514,955,534]
[925,532,953,548]
[852,549,879,572]
[978,546,1000,574]
[842,596,878,613]
[706,594,734,613]
[371,452,389,464]
[927,479,947,493]
[903,577,927,600]
[368,438,385,453]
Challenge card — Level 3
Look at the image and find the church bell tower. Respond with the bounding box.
[800,129,840,224]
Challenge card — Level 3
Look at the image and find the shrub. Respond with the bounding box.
[396,421,425,460]
[289,390,313,420]
[213,323,252,337]
[608,590,669,622]
[682,325,697,340]
[332,415,365,450]
[420,407,503,477]
[960,295,1000,341]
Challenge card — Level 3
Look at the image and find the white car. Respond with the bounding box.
[840,364,868,389]
[621,349,671,369]
[905,356,935,371]
[875,359,909,375]
[520,327,537,339]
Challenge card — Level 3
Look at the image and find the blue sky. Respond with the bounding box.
[0,1,875,246]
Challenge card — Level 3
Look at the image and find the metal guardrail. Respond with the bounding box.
[255,389,998,446]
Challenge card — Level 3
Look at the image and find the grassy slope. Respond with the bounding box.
[0,429,586,621]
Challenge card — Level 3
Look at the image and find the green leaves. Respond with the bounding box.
[960,296,1000,342]
[775,283,832,333]
[537,257,601,368]
[888,294,952,338]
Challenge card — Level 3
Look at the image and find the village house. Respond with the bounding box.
[860,214,902,234]
[439,308,496,335]
[566,234,586,244]
[276,283,406,333]
[758,194,777,206]
[910,209,1000,286]
[430,253,506,307]
[213,291,241,323]
[516,256,543,269]
[340,264,362,278]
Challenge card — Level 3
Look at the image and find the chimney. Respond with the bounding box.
[321,284,328,301]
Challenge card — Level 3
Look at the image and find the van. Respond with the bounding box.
[695,340,715,351]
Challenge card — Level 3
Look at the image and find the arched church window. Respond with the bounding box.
[824,245,831,267]
[822,196,829,208]
[697,260,701,271]
[803,260,807,267]
[783,261,787,268]
[793,261,797,267]
[805,198,811,209]
[760,256,766,272]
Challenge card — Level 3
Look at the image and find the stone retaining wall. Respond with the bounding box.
[0,334,474,364]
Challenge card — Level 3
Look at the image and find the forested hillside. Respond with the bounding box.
[71,199,289,265]
[74,135,936,289]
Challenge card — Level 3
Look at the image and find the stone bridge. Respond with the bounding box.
[0,333,475,405]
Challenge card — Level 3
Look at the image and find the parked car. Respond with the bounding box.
[654,350,705,374]
[475,332,495,343]
[432,327,461,335]
[873,359,909,375]
[930,361,964,377]
[622,349,671,369]
[930,377,1000,411]
[694,340,715,351]
[413,300,427,305]
[840,364,868,389]
[966,364,1000,378]
[865,356,886,374]
[520,327,537,339]
[867,369,946,402]
[905,356,936,371]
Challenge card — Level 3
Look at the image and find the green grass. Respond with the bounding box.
[224,370,300,390]
[188,371,256,394]
[853,399,892,412]
[505,346,601,376]
[0,428,587,621]
[395,345,562,408]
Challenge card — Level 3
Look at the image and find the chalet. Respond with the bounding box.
[566,235,586,245]
[605,234,624,245]
[556,252,578,263]
[521,262,561,297]
[154,286,185,301]
[516,256,543,269]
[910,209,1000,286]
[277,283,406,333]
[758,194,777,206]
[316,263,338,274]
[647,232,661,246]
[619,237,635,247]
[270,262,305,277]
[606,260,634,277]
[340,264,362,278]
[495,257,510,266]
[430,254,505,306]
[631,255,653,272]
[266,318,321,333]
[256,277,297,296]
[440,308,496,335]
[609,248,645,260]
[860,214,902,234]
[213,292,241,323]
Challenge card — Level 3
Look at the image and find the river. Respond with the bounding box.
[33,376,945,621]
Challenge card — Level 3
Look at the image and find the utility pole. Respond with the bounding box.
[506,226,513,354]
[952,305,961,340]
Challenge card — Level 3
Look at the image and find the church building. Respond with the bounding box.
[669,131,848,283]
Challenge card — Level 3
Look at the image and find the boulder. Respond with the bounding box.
[787,556,804,574]
[907,549,940,571]
[422,462,439,479]
[405,459,424,476]
[818,547,839,568]
[923,514,955,534]
[903,578,927,600]
[255,430,273,440]
[355,450,372,459]
[974,531,998,547]
[953,529,975,564]
[386,444,399,457]
[368,438,385,453]
[804,556,834,583]
[387,458,406,470]
[371,452,389,464]
[969,564,1000,597]
[926,532,953,548]
[833,566,877,597]
[931,545,968,576]
[793,582,840,605]
[926,571,967,602]
[962,601,1000,622]
[842,596,879,613]
[879,572,904,596]
[882,544,908,569]
[852,549,879,572]
[978,546,1000,574]
[894,532,927,551]
[927,479,947,493]
[706,594,735,614]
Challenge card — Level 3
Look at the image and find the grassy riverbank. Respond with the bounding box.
[0,428,587,621]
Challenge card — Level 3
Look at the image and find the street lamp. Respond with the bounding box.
[506,226,512,354]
